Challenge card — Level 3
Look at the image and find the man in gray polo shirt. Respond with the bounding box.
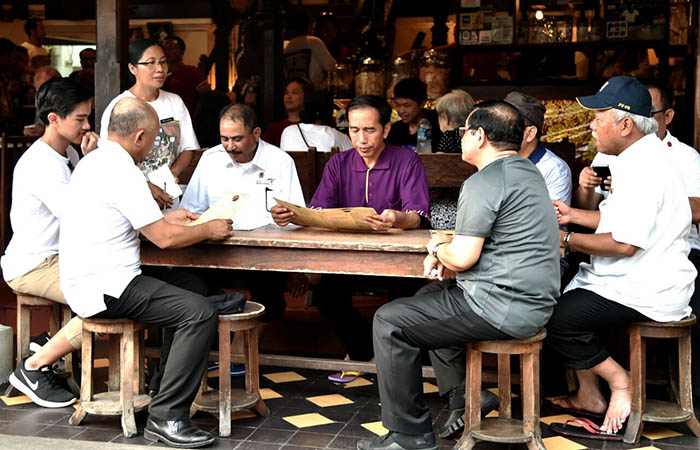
[357,101,560,450]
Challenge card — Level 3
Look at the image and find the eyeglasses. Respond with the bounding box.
[651,107,670,115]
[458,126,478,138]
[135,59,168,68]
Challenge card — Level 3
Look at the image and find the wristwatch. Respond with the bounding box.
[427,241,446,257]
[564,232,573,251]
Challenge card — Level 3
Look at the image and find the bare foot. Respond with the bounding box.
[600,386,631,434]
[551,393,607,415]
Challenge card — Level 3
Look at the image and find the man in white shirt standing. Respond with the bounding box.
[59,97,233,448]
[504,91,572,205]
[283,9,336,90]
[181,103,305,322]
[20,18,50,68]
[3,78,98,408]
[547,76,695,436]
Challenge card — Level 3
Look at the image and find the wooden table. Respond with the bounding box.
[141,224,431,277]
[140,225,439,377]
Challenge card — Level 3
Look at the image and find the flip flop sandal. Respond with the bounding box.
[328,371,361,383]
[547,397,605,420]
[549,417,623,441]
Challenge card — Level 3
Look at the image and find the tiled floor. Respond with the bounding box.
[1,366,699,450]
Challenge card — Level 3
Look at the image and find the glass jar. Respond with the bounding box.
[419,49,451,100]
[386,56,414,98]
[355,57,386,97]
[328,63,354,99]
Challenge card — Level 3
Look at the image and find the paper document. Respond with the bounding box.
[188,194,249,226]
[148,165,183,197]
[275,198,378,231]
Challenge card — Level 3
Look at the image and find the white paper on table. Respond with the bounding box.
[147,165,183,197]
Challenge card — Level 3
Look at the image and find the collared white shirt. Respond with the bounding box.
[661,131,700,250]
[180,139,305,230]
[280,123,353,153]
[567,134,695,322]
[1,140,79,282]
[592,132,700,249]
[59,139,163,318]
[537,148,572,205]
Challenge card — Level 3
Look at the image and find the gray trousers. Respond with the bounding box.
[373,280,509,434]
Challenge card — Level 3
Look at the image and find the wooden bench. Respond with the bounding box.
[192,302,269,437]
[457,329,547,450]
[623,315,700,444]
[69,318,149,438]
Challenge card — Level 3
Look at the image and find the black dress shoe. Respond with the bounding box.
[357,431,438,450]
[144,415,215,448]
[435,389,499,438]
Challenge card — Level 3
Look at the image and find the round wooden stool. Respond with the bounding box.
[623,314,700,444]
[7,291,78,396]
[192,301,270,437]
[456,329,547,450]
[69,318,150,438]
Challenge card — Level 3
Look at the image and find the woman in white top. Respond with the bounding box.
[100,39,199,208]
[279,91,352,152]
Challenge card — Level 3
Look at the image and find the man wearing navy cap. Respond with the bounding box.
[546,76,696,437]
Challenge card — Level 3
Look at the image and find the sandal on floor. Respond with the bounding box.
[328,371,361,383]
[549,417,623,441]
[547,396,605,420]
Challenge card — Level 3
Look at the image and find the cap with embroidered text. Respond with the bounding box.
[576,76,652,117]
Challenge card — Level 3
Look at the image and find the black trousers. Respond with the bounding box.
[94,270,218,421]
[687,249,700,397]
[545,288,648,370]
[314,274,427,361]
[373,280,509,434]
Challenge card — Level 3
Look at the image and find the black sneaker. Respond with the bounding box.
[29,332,51,354]
[9,359,76,408]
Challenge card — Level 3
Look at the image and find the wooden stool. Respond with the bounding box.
[9,291,78,395]
[192,301,270,437]
[69,318,150,438]
[456,329,547,450]
[623,314,700,444]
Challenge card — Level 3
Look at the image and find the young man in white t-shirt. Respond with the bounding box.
[548,76,695,436]
[2,78,98,407]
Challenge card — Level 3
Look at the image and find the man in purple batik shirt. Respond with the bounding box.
[272,95,430,373]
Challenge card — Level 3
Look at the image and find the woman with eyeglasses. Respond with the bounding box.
[100,39,199,209]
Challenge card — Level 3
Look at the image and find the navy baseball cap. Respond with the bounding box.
[577,76,652,117]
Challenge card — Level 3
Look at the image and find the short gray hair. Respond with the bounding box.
[108,97,158,137]
[613,108,658,136]
[436,89,475,128]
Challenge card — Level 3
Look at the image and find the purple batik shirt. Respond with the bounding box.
[310,144,430,218]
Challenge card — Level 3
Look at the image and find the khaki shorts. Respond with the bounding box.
[7,254,82,349]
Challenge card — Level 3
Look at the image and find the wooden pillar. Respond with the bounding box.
[212,0,232,93]
[431,0,449,47]
[695,2,700,148]
[95,0,128,134]
[260,0,283,128]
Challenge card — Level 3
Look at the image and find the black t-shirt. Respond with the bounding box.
[387,108,442,152]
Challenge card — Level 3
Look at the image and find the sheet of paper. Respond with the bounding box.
[147,165,183,197]
[275,198,378,231]
[187,193,249,226]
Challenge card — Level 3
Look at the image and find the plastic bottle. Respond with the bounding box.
[416,118,432,153]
